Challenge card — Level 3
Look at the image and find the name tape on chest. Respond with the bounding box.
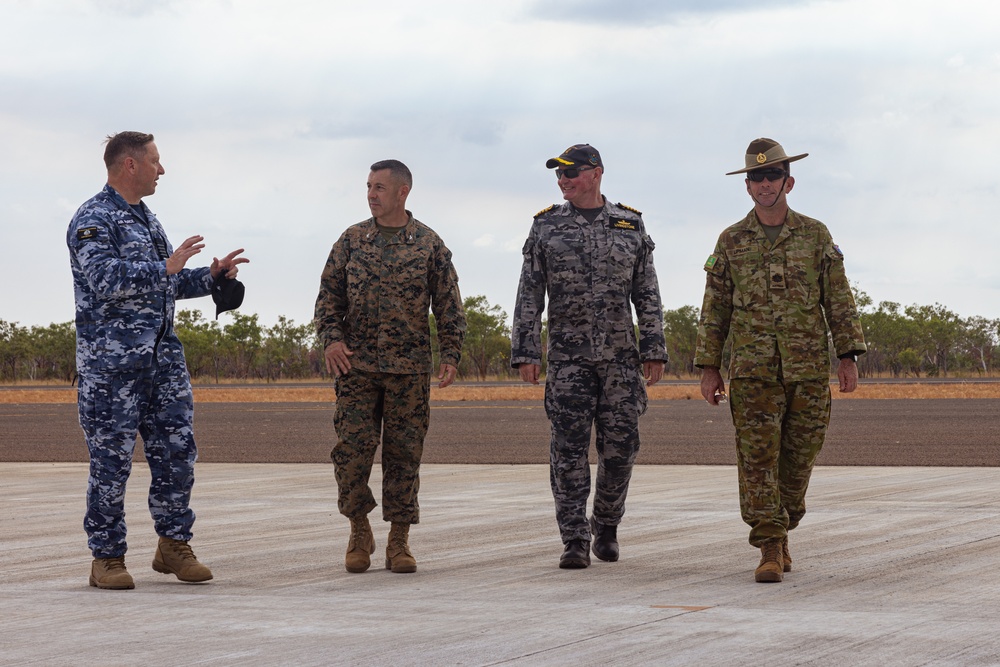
[611,218,637,231]
[728,244,757,258]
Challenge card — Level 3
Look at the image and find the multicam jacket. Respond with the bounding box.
[314,213,466,374]
[67,184,213,375]
[511,200,667,366]
[694,208,866,381]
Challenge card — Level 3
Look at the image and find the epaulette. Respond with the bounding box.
[617,202,642,216]
[534,204,556,218]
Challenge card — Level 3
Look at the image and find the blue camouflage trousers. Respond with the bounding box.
[729,377,831,547]
[332,369,430,524]
[544,360,648,544]
[77,360,198,559]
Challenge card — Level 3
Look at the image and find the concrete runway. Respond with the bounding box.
[4,462,1000,666]
[2,399,999,465]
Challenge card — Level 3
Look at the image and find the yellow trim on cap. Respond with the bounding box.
[553,157,574,165]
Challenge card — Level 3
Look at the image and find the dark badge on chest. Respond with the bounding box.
[770,263,786,290]
[610,218,637,231]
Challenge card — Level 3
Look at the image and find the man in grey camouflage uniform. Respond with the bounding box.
[67,131,248,589]
[512,144,667,569]
[315,159,466,575]
[695,138,866,583]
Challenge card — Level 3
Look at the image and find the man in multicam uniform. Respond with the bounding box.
[315,159,466,575]
[695,138,866,583]
[67,131,248,590]
[512,144,667,569]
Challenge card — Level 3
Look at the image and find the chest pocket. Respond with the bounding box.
[607,230,640,282]
[728,251,766,308]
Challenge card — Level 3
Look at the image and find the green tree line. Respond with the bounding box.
[2,289,998,383]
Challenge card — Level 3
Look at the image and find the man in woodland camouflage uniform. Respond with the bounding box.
[315,159,466,574]
[512,144,667,569]
[695,138,866,583]
[67,131,248,589]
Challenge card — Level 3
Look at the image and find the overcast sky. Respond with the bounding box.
[2,0,998,333]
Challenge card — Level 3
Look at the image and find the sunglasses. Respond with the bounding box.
[554,166,594,180]
[747,168,787,182]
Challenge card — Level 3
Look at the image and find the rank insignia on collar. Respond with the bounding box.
[77,227,98,241]
[534,204,556,218]
[611,218,637,231]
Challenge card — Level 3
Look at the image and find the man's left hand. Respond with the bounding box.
[211,248,249,279]
[438,363,458,389]
[643,360,665,387]
[838,358,858,393]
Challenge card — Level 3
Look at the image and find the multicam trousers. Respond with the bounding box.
[332,368,430,524]
[77,360,198,559]
[729,377,831,547]
[544,360,648,543]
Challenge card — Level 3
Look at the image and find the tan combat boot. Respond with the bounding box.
[345,515,376,573]
[385,522,417,573]
[781,536,792,573]
[90,557,135,590]
[754,539,784,583]
[152,537,213,582]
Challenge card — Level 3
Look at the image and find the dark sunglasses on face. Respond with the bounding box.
[555,166,594,180]
[747,168,787,182]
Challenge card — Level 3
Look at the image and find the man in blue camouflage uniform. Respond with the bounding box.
[67,131,248,589]
[695,138,866,583]
[315,159,466,575]
[512,144,667,569]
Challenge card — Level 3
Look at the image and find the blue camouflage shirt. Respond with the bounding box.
[67,184,213,374]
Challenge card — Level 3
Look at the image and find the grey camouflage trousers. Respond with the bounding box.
[544,360,648,543]
[729,377,831,547]
[332,369,430,524]
[77,360,198,559]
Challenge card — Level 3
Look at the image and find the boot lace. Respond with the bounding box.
[761,540,782,564]
[167,540,197,561]
[104,556,127,571]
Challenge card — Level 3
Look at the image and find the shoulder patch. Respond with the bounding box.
[616,202,642,216]
[77,227,99,241]
[534,204,556,218]
[833,244,844,257]
[704,255,717,270]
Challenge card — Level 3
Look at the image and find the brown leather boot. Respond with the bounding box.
[345,515,375,573]
[90,557,135,590]
[754,539,784,583]
[152,537,213,582]
[781,536,792,573]
[385,522,416,573]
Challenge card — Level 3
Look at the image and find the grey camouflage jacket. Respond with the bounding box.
[314,213,466,374]
[512,200,667,366]
[67,184,213,375]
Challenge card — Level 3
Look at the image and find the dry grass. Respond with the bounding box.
[3,382,999,404]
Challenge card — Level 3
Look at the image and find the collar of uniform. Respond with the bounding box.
[362,211,418,244]
[744,208,802,231]
[103,183,154,221]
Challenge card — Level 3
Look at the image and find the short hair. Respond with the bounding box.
[370,159,412,188]
[103,131,154,169]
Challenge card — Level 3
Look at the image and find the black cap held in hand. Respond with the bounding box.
[212,275,245,319]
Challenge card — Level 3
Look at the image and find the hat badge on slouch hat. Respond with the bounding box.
[726,138,808,175]
[212,274,245,319]
[545,144,604,169]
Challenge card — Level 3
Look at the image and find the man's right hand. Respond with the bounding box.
[165,235,205,275]
[700,366,726,405]
[325,342,354,377]
[518,363,540,385]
